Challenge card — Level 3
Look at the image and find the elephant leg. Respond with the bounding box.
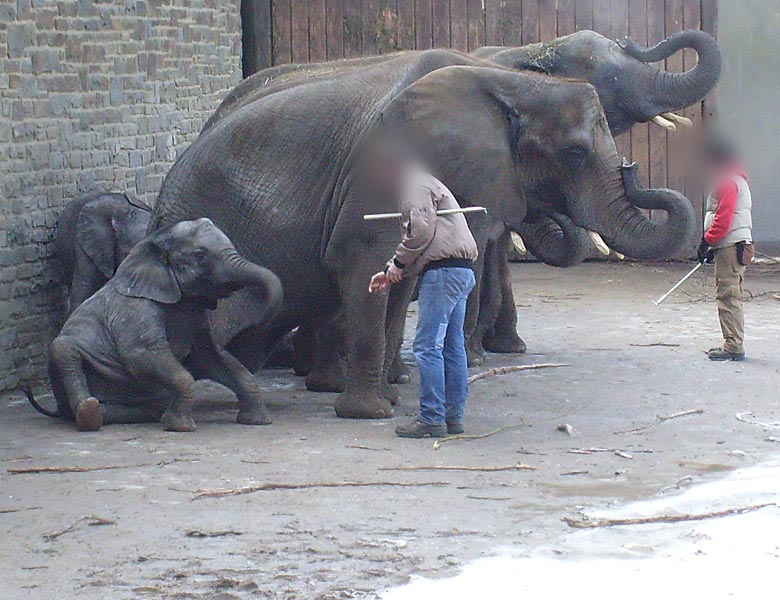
[190,332,272,426]
[382,277,416,396]
[49,336,103,431]
[463,247,488,367]
[292,323,316,376]
[305,318,346,393]
[333,269,394,420]
[483,230,526,354]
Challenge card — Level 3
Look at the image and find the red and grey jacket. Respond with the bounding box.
[703,165,752,249]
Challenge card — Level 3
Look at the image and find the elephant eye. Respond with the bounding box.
[560,145,589,168]
[193,248,207,262]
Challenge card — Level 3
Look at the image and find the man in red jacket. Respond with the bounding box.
[697,138,753,361]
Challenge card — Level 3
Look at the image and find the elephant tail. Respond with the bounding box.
[22,386,63,419]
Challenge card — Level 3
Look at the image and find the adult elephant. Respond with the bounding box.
[154,50,696,419]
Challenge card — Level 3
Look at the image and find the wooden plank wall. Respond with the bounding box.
[247,0,718,216]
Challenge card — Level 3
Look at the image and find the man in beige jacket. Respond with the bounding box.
[370,167,478,438]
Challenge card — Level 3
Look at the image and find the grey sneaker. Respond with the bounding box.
[446,422,464,435]
[708,347,745,361]
[395,419,447,438]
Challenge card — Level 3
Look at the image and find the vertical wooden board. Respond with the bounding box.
[557,0,577,36]
[396,0,416,50]
[450,0,468,51]
[466,0,485,51]
[432,0,450,47]
[628,0,649,187]
[682,0,703,219]
[591,0,611,37]
[377,0,399,54]
[574,0,593,31]
[520,0,539,45]
[647,0,668,194]
[415,0,433,49]
[611,0,631,163]
[502,0,523,46]
[700,0,717,123]
[325,0,345,59]
[539,0,557,42]
[290,0,309,62]
[271,0,292,64]
[665,0,685,194]
[343,0,363,57]
[241,0,272,76]
[308,0,327,62]
[484,0,503,46]
[362,0,379,55]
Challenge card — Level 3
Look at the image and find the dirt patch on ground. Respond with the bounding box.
[2,262,780,599]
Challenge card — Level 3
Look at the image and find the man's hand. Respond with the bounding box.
[697,238,714,264]
[386,262,404,284]
[369,271,390,294]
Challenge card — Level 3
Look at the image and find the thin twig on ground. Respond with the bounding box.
[561,470,590,476]
[568,447,654,459]
[44,515,116,541]
[433,424,522,451]
[380,463,536,473]
[735,412,780,429]
[192,480,449,500]
[466,496,512,501]
[8,458,189,475]
[468,363,570,384]
[0,506,42,514]
[185,530,244,538]
[628,343,681,348]
[346,445,391,452]
[614,408,705,435]
[563,503,776,529]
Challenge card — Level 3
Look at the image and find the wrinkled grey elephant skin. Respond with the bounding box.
[154,50,696,419]
[54,190,153,314]
[26,219,283,432]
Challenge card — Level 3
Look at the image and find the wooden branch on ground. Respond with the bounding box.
[468,363,570,384]
[192,480,449,500]
[735,412,780,429]
[8,459,187,475]
[568,447,654,460]
[563,503,776,529]
[433,424,522,451]
[629,343,681,348]
[0,506,41,514]
[185,530,244,538]
[44,515,116,541]
[614,409,704,435]
[380,463,536,473]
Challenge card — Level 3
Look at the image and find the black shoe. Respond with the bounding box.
[446,422,464,435]
[708,347,745,361]
[395,419,447,438]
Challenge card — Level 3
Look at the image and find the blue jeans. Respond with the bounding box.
[413,267,476,426]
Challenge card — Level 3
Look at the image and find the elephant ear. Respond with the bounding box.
[112,237,181,304]
[76,205,117,279]
[382,65,532,228]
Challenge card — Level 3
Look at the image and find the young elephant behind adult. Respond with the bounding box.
[26,218,283,432]
[54,190,153,313]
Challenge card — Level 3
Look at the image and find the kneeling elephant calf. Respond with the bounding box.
[26,218,283,432]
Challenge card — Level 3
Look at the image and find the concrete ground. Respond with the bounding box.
[1,261,779,599]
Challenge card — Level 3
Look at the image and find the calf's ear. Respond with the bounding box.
[112,239,181,304]
[76,209,117,279]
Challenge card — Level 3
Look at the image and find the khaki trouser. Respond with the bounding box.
[714,244,746,353]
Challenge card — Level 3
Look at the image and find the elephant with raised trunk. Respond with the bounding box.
[26,219,283,432]
[154,50,696,419]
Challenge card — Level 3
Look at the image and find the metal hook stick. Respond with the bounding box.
[363,206,488,221]
[652,262,703,306]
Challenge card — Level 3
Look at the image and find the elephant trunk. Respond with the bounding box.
[621,29,722,118]
[597,162,697,260]
[518,213,591,267]
[222,252,284,315]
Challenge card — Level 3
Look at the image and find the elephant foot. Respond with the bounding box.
[75,397,103,432]
[334,391,394,419]
[387,357,411,385]
[483,332,527,354]
[293,358,313,377]
[305,364,346,393]
[467,347,485,368]
[161,410,196,432]
[237,403,272,425]
[381,380,401,406]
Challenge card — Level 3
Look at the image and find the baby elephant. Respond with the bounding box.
[27,218,283,432]
[54,190,153,313]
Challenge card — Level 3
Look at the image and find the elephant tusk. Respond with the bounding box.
[614,251,626,260]
[510,231,527,255]
[651,115,677,131]
[587,230,611,256]
[661,112,693,127]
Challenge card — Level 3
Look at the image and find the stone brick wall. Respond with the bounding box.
[0,0,243,392]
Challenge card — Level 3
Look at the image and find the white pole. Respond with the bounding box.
[652,262,703,306]
[363,206,488,221]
